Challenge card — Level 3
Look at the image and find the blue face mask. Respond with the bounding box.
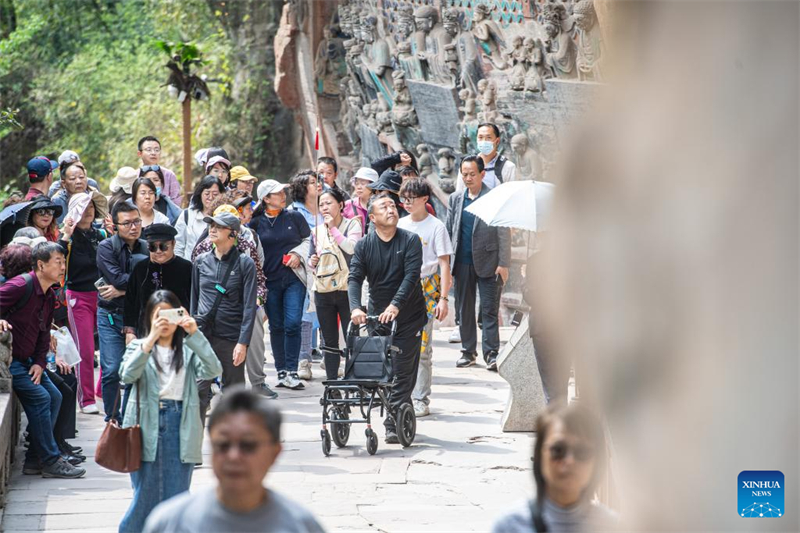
[477,140,496,156]
[155,187,162,197]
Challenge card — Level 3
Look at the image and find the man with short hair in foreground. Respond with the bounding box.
[142,388,325,533]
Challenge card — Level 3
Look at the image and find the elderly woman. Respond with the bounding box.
[138,165,182,224]
[492,403,617,532]
[58,192,109,414]
[174,176,224,260]
[343,167,378,232]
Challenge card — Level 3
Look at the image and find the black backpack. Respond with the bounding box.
[1,273,35,318]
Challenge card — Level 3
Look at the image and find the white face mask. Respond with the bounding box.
[477,140,496,156]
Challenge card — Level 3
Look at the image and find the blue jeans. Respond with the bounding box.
[265,275,305,373]
[97,309,127,422]
[10,359,62,466]
[119,400,193,533]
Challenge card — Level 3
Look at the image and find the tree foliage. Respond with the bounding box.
[0,0,286,198]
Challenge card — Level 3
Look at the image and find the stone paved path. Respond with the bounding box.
[2,328,534,532]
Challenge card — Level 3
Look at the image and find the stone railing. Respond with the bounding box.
[0,332,21,508]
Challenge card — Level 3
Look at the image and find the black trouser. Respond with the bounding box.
[197,335,243,427]
[530,316,570,404]
[45,369,77,452]
[453,261,501,357]
[384,329,423,432]
[315,290,350,380]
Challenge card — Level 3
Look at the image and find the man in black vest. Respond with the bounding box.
[96,202,149,423]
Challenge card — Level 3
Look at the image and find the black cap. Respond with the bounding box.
[27,196,64,219]
[368,170,402,193]
[143,223,178,242]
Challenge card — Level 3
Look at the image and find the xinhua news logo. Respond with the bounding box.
[738,471,784,518]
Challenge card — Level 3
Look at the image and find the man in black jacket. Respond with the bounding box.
[446,156,511,370]
[348,193,425,444]
[96,202,148,423]
[123,224,192,343]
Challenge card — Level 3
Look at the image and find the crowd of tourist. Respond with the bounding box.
[0,123,612,532]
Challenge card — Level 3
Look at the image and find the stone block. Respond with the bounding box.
[406,80,462,148]
[359,124,384,165]
[497,321,546,432]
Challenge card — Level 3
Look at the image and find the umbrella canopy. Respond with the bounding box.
[0,200,39,248]
[465,180,555,232]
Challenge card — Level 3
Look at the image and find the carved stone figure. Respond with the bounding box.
[471,4,508,71]
[442,7,483,93]
[395,4,415,43]
[477,79,499,123]
[377,110,394,134]
[459,88,477,121]
[573,0,603,81]
[523,37,548,93]
[416,144,434,177]
[510,133,543,180]
[314,25,345,96]
[437,148,456,178]
[506,35,527,91]
[410,6,453,83]
[543,5,577,79]
[444,43,459,84]
[391,70,418,127]
[365,101,379,130]
[361,15,395,101]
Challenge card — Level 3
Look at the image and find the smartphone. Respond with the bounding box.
[282,254,292,266]
[94,277,107,289]
[159,308,185,324]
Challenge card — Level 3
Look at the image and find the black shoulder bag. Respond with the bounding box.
[197,248,240,337]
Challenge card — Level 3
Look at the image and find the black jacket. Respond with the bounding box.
[96,235,149,312]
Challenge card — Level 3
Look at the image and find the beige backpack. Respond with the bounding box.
[313,227,349,293]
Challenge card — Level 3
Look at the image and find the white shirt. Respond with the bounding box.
[174,208,208,260]
[154,345,186,400]
[397,214,454,277]
[455,153,518,192]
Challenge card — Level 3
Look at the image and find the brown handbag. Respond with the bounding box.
[95,380,142,473]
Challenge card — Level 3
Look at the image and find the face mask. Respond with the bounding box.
[155,187,162,197]
[477,140,496,156]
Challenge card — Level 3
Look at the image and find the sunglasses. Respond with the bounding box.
[33,208,55,217]
[548,442,594,463]
[211,439,269,455]
[148,242,172,253]
[141,165,161,173]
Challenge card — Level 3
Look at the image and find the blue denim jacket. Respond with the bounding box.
[119,332,222,463]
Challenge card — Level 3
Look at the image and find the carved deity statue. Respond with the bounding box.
[510,133,543,181]
[477,79,499,123]
[442,7,483,93]
[573,0,603,81]
[506,35,527,91]
[458,88,478,121]
[408,6,453,84]
[390,71,418,128]
[314,25,346,96]
[471,4,508,71]
[416,144,434,177]
[437,148,456,178]
[543,5,577,79]
[360,15,395,102]
[523,37,548,93]
[395,4,415,43]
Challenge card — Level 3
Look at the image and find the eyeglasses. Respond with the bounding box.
[548,442,594,463]
[33,208,55,217]
[211,439,270,455]
[148,242,172,253]
[141,165,161,173]
[400,196,419,204]
[117,219,143,228]
[142,148,161,154]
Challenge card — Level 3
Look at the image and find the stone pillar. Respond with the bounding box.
[497,321,546,432]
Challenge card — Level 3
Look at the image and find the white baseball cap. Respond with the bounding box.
[257,179,287,200]
[353,167,379,182]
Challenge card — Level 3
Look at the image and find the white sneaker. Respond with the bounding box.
[320,358,326,370]
[448,329,461,344]
[338,365,344,378]
[297,360,312,380]
[413,400,430,417]
[284,373,305,390]
[80,403,99,414]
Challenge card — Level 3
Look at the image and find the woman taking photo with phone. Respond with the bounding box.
[118,290,222,533]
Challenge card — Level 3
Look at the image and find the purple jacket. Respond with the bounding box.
[0,272,55,368]
[161,166,183,205]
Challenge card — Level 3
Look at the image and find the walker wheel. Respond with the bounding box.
[321,429,332,456]
[331,408,350,448]
[365,428,378,455]
[396,403,416,448]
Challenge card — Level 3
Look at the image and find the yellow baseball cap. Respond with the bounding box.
[230,165,257,182]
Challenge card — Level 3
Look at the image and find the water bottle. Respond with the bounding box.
[46,351,57,373]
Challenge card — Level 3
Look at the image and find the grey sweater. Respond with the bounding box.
[492,498,618,533]
[190,247,258,345]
